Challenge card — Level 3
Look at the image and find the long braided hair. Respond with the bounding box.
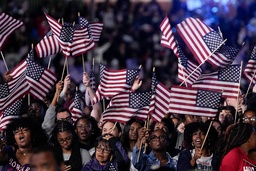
[215,123,254,168]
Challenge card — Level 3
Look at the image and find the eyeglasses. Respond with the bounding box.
[242,116,256,122]
[58,136,72,144]
[96,146,111,154]
[13,128,30,135]
[58,116,72,122]
[77,124,91,130]
[149,135,167,142]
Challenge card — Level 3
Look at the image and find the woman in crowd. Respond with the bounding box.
[102,121,122,139]
[0,117,47,170]
[150,117,180,157]
[241,108,256,162]
[82,136,130,171]
[50,120,91,171]
[177,122,218,171]
[121,117,144,171]
[132,128,177,170]
[74,115,101,152]
[216,123,256,170]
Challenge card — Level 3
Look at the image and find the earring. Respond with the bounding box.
[191,142,194,146]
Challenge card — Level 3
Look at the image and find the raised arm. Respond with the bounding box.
[42,81,63,136]
[83,72,102,121]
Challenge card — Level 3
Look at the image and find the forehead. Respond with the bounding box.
[57,131,72,138]
[220,110,232,115]
[31,151,55,163]
[103,122,114,129]
[77,118,90,125]
[151,129,166,136]
[57,111,70,119]
[244,111,256,117]
[29,103,41,109]
[130,121,142,127]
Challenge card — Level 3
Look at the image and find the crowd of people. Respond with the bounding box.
[1,0,256,171]
[0,71,255,171]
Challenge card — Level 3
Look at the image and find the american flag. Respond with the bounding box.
[92,65,140,104]
[78,16,103,42]
[209,45,240,68]
[192,65,241,99]
[176,17,224,66]
[169,86,222,117]
[0,99,22,130]
[85,69,96,107]
[0,70,29,111]
[148,72,171,122]
[160,17,202,86]
[45,13,95,57]
[69,91,83,122]
[26,57,57,100]
[102,91,151,123]
[0,13,23,51]
[244,45,256,85]
[35,30,61,58]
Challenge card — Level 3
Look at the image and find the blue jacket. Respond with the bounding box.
[132,146,177,171]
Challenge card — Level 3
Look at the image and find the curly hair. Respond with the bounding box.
[183,122,218,151]
[5,117,47,148]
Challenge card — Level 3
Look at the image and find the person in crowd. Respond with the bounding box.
[49,120,91,171]
[27,99,48,124]
[209,119,223,137]
[216,123,256,170]
[150,117,180,157]
[30,144,62,171]
[132,128,177,171]
[216,106,236,131]
[0,117,47,170]
[177,122,218,171]
[241,108,256,162]
[82,135,130,171]
[121,117,144,171]
[74,115,101,151]
[102,121,122,139]
[242,108,256,128]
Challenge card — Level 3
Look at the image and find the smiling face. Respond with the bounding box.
[13,127,32,148]
[57,131,73,150]
[75,118,92,142]
[192,129,206,148]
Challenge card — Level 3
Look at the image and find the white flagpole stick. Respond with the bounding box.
[243,159,256,167]
[200,121,213,150]
[245,69,256,98]
[61,57,67,81]
[179,39,227,86]
[82,54,85,73]
[137,119,148,163]
[234,61,243,123]
[66,57,69,75]
[28,94,30,106]
[1,52,8,71]
[218,26,223,39]
[47,56,52,69]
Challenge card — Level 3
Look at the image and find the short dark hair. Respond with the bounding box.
[56,108,72,117]
[32,144,61,165]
